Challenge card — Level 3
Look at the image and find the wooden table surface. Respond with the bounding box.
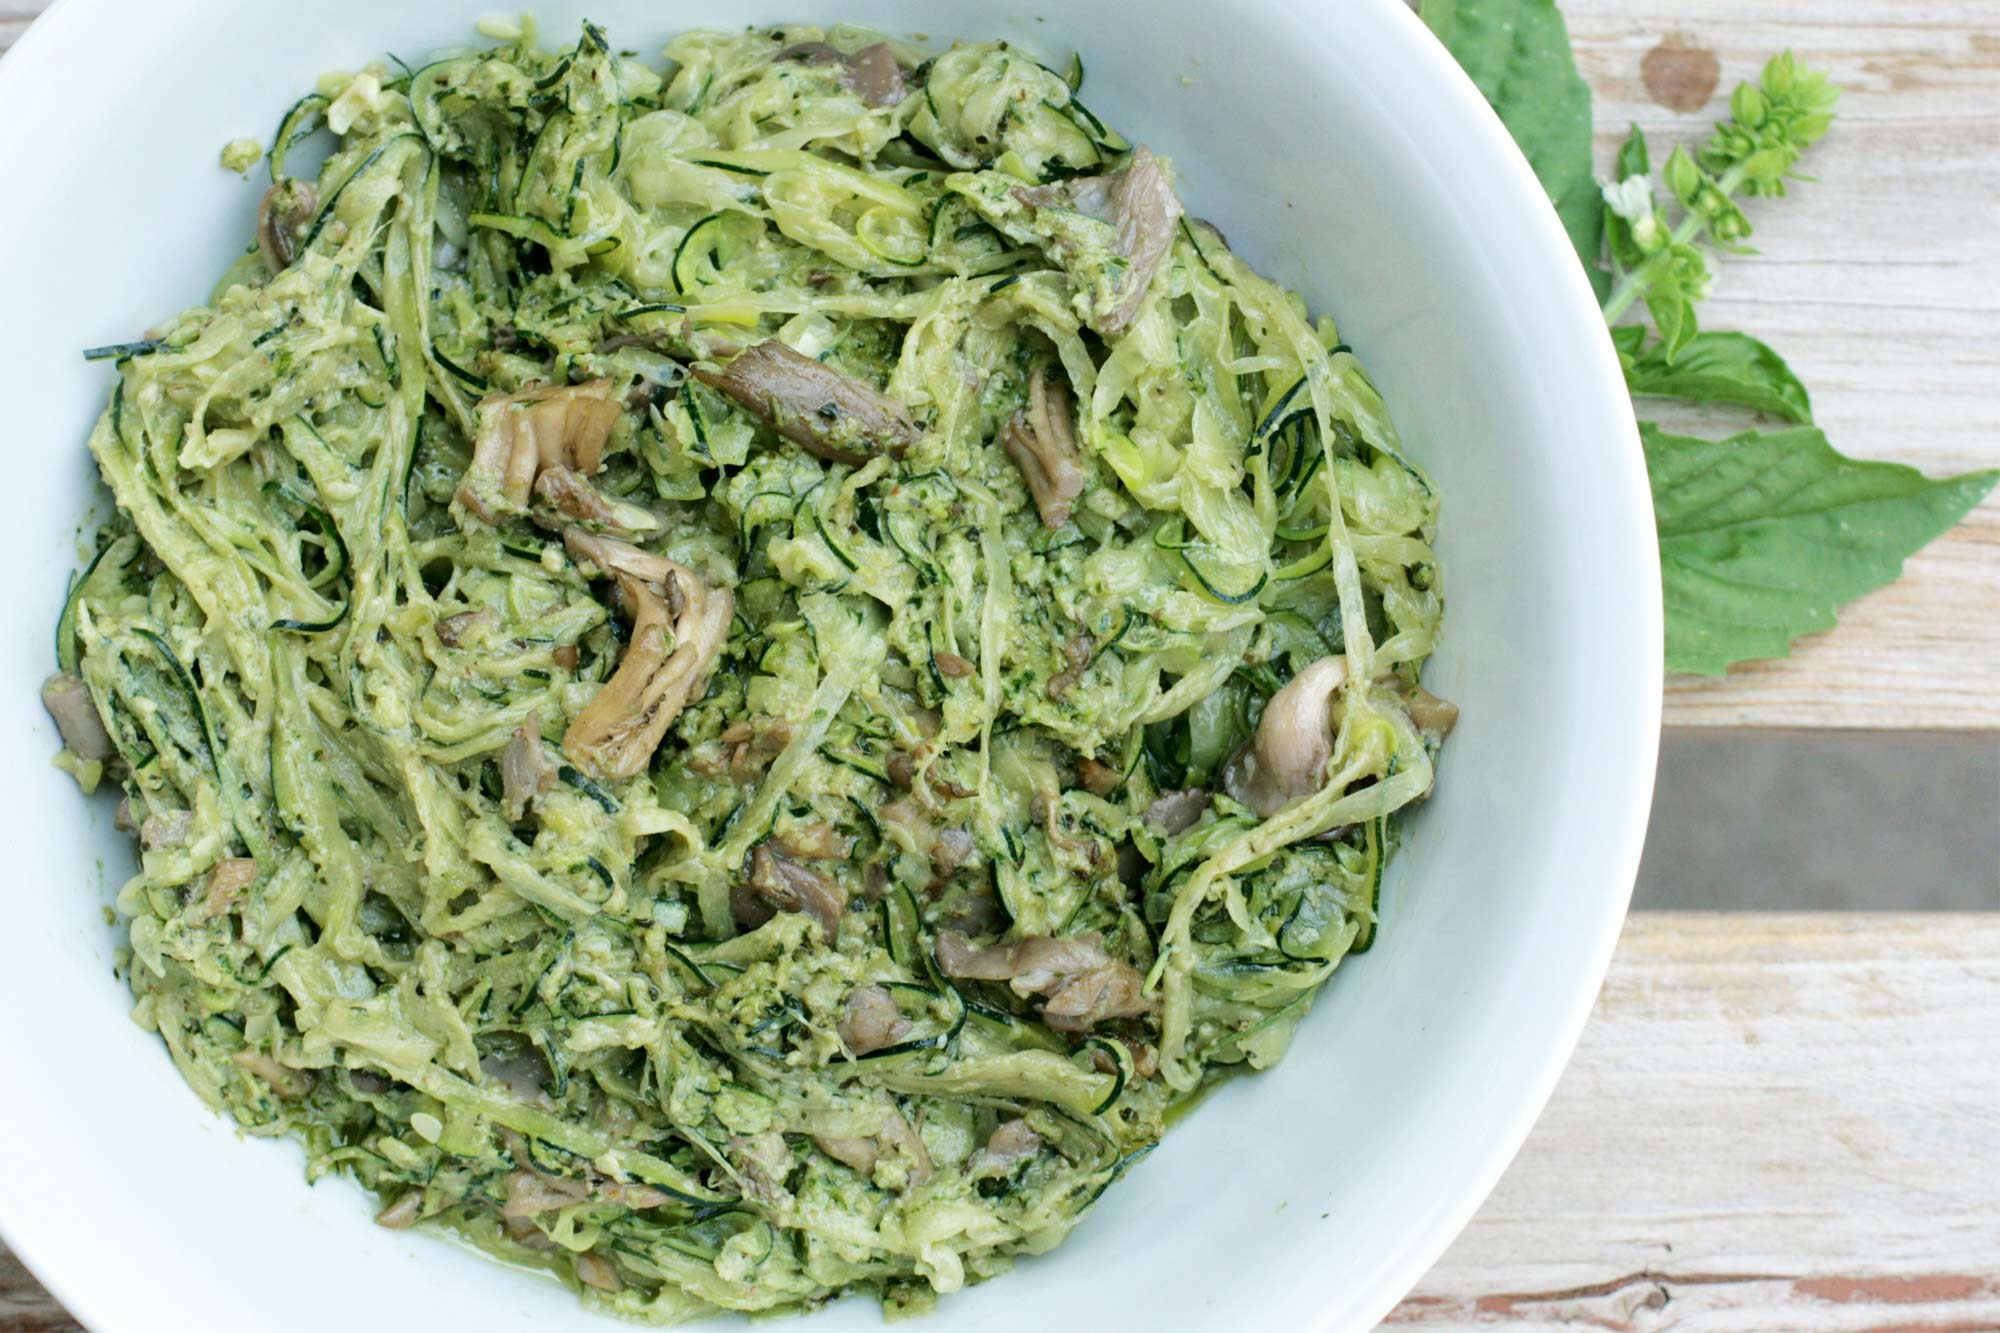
[4,3,1997,1331]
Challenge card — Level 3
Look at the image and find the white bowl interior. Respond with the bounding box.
[0,2,1659,1329]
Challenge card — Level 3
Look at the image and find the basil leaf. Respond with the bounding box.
[1644,260,1694,359]
[1623,330,1813,423]
[1613,123,1649,180]
[1646,422,1998,673]
[1422,0,1606,300]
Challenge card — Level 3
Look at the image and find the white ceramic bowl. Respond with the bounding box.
[0,1,1659,1329]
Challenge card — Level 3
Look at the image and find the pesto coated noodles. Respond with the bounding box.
[45,19,1449,1321]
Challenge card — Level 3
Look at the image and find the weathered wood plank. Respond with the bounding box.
[0,1245,76,1333]
[1569,5,2000,726]
[0,13,33,56]
[1395,913,2000,1330]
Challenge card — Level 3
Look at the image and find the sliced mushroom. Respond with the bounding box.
[563,527,680,588]
[575,1252,623,1293]
[1222,654,1348,818]
[1093,1036,1159,1081]
[876,1104,933,1188]
[140,808,194,853]
[1143,789,1211,836]
[501,1168,668,1218]
[880,800,975,884]
[698,714,795,783]
[501,1171,588,1219]
[1016,146,1184,336]
[778,39,908,107]
[969,1118,1042,1176]
[1046,632,1094,700]
[731,1131,794,1206]
[937,882,1010,938]
[531,465,662,538]
[838,984,911,1056]
[41,672,113,761]
[811,1099,929,1187]
[1002,367,1086,528]
[813,1133,881,1176]
[190,857,258,923]
[257,178,317,272]
[230,1049,313,1099]
[1406,685,1460,741]
[931,826,975,877]
[435,607,498,648]
[374,1192,424,1230]
[1075,756,1121,797]
[934,930,1152,1033]
[692,340,920,465]
[456,380,621,524]
[732,845,847,939]
[502,716,559,822]
[560,533,733,782]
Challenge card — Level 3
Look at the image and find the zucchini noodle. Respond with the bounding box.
[44,19,1449,1322]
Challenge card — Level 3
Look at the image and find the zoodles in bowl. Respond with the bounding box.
[42,18,1452,1321]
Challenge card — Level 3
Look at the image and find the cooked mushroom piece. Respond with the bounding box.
[140,808,193,853]
[1406,685,1460,741]
[191,857,259,923]
[502,716,559,822]
[1075,756,1121,797]
[1143,788,1211,836]
[875,1104,933,1187]
[692,340,920,464]
[374,1192,424,1230]
[531,465,663,538]
[1016,146,1184,336]
[934,930,1152,1033]
[813,1133,881,1176]
[732,845,848,940]
[40,672,114,761]
[812,1099,930,1186]
[562,527,680,588]
[257,178,317,272]
[838,984,912,1056]
[230,1049,313,1099]
[1046,632,1094,699]
[560,533,733,782]
[969,1118,1043,1175]
[501,1167,668,1218]
[1003,366,1086,529]
[575,1252,623,1293]
[778,39,908,107]
[435,607,498,648]
[455,380,621,523]
[1222,654,1348,818]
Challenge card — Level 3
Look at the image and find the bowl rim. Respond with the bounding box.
[0,0,1661,1327]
